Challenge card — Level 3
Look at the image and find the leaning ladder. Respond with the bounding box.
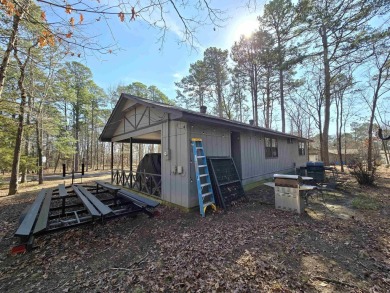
[191,138,217,217]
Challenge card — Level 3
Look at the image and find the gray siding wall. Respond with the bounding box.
[109,101,308,208]
[110,103,191,208]
[187,124,231,208]
[161,120,190,207]
[240,133,307,185]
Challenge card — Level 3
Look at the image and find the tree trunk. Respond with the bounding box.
[36,117,44,184]
[45,132,50,169]
[279,59,285,132]
[8,37,37,195]
[54,153,60,173]
[9,56,28,194]
[91,105,95,170]
[320,25,331,165]
[0,12,24,99]
[253,64,259,126]
[367,79,382,171]
[75,102,80,171]
[8,95,26,195]
[217,85,223,118]
[86,124,89,172]
[338,96,344,172]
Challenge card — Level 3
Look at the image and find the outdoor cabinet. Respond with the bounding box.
[274,174,303,214]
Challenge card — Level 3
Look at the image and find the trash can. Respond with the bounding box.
[306,161,325,183]
[274,174,303,214]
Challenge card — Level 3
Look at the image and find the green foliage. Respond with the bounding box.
[175,60,211,109]
[53,133,77,160]
[351,196,380,210]
[117,82,173,104]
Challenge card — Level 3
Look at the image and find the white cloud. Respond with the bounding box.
[173,72,182,80]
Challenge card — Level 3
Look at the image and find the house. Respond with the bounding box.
[99,94,309,209]
[308,147,320,162]
[328,149,359,165]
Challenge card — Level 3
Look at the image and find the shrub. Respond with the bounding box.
[350,162,376,186]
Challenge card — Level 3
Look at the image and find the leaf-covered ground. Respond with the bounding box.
[0,168,389,292]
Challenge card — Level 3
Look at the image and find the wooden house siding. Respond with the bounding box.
[240,133,307,185]
[187,124,231,208]
[161,120,190,207]
[101,95,310,209]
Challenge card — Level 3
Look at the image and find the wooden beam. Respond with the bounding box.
[124,115,135,129]
[136,107,148,129]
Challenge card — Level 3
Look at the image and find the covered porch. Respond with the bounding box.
[111,130,162,197]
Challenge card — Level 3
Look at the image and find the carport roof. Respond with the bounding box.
[99,94,309,142]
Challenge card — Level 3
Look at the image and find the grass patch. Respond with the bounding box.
[351,196,380,210]
[244,178,272,191]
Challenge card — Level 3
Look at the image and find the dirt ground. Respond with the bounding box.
[0,168,389,292]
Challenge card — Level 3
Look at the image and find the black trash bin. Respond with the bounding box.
[306,161,325,183]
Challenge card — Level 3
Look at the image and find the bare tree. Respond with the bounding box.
[361,38,390,171]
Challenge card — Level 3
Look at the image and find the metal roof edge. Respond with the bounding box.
[99,94,128,142]
[180,112,309,141]
[100,93,309,142]
[121,93,183,117]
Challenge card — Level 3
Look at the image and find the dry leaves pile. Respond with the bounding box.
[0,168,389,292]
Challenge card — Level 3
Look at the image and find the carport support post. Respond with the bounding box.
[130,138,133,188]
[121,143,124,172]
[111,142,114,183]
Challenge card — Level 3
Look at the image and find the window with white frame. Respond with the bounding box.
[265,137,278,158]
[299,141,306,156]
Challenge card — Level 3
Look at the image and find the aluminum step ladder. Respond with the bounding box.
[191,138,217,217]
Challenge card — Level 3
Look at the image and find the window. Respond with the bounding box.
[265,137,278,158]
[299,142,306,156]
[287,138,293,144]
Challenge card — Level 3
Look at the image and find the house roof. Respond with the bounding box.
[328,149,359,155]
[99,94,310,142]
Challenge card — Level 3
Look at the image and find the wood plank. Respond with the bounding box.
[118,189,160,208]
[73,186,101,217]
[78,186,113,216]
[15,189,46,237]
[96,181,121,191]
[33,190,53,234]
[58,184,68,197]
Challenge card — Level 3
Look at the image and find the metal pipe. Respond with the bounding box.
[130,137,133,188]
[111,142,114,183]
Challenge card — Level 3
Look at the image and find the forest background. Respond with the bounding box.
[0,0,389,196]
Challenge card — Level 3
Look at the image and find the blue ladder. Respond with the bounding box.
[191,138,217,217]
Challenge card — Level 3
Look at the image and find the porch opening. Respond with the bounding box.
[111,130,162,197]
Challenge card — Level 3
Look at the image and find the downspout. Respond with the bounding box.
[130,137,133,187]
[165,113,171,160]
[111,142,114,183]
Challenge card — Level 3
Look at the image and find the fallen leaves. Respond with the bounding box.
[1,171,390,292]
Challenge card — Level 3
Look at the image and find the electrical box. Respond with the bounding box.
[163,148,171,160]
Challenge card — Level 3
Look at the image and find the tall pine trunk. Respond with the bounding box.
[36,116,44,184]
[320,25,331,165]
[0,10,25,99]
[8,40,33,194]
[8,94,26,195]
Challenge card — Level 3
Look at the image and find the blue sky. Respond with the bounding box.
[82,1,263,100]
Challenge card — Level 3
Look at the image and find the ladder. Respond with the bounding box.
[191,138,217,217]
